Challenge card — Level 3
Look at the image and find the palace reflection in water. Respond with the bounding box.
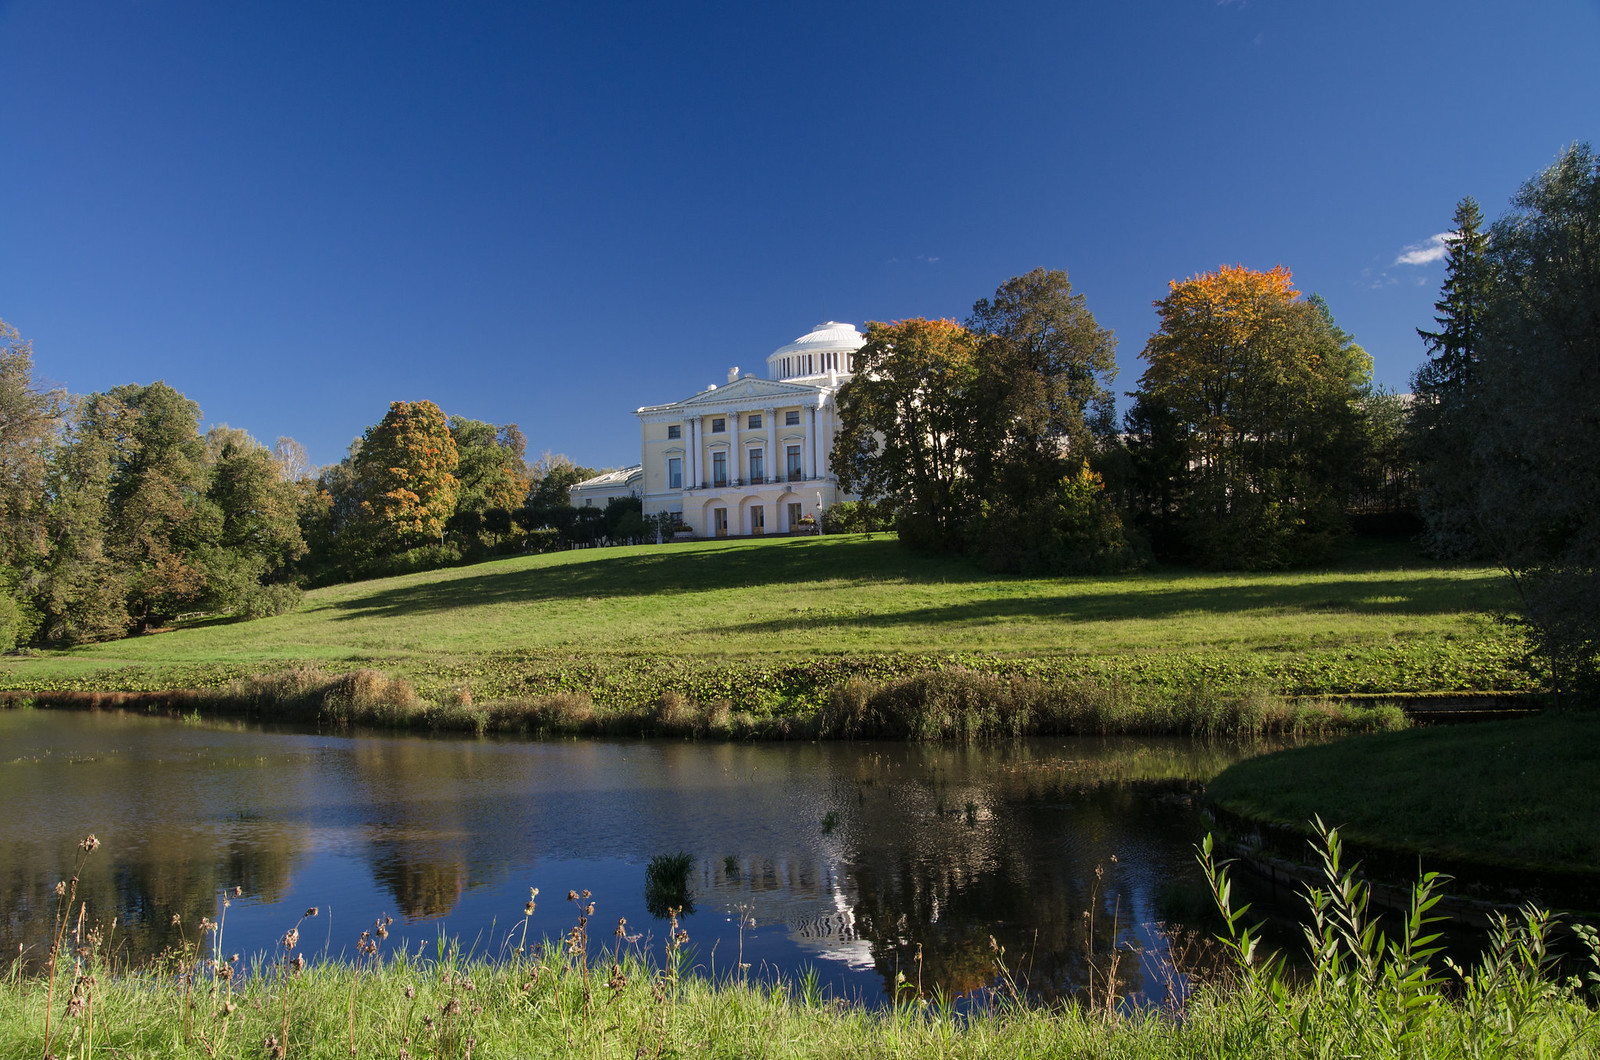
[0,711,1252,1003]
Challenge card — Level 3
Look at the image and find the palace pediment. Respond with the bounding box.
[670,376,825,410]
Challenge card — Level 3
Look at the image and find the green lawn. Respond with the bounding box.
[0,534,1527,709]
[1206,711,1600,874]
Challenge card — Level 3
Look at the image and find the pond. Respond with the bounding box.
[0,709,1264,1005]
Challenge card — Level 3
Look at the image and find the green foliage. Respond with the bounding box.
[819,499,895,534]
[834,317,980,547]
[1410,197,1492,559]
[603,495,645,542]
[834,272,1128,575]
[1194,820,1600,1057]
[970,462,1142,575]
[448,416,530,554]
[643,851,695,918]
[1130,267,1373,568]
[526,451,595,509]
[966,266,1119,501]
[1414,145,1600,697]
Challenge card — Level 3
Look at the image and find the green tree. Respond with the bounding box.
[88,383,221,629]
[203,430,307,613]
[965,269,1125,571]
[1131,265,1372,568]
[0,319,64,647]
[448,416,530,552]
[967,267,1118,478]
[1466,144,1600,695]
[1410,198,1492,557]
[603,495,645,542]
[526,451,593,509]
[355,400,460,552]
[832,318,981,550]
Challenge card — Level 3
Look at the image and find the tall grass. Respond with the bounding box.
[2,665,1408,740]
[7,827,1598,1058]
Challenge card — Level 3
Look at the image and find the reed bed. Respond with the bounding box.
[2,665,1408,741]
[7,828,1599,1059]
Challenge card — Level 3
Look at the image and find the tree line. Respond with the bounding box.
[830,144,1599,694]
[0,348,635,648]
[1408,144,1600,696]
[831,264,1391,575]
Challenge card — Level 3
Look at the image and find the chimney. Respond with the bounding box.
[728,367,740,384]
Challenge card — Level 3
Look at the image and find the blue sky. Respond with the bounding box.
[3,1,1597,469]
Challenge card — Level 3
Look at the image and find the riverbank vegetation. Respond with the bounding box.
[1206,711,1600,876]
[0,535,1520,735]
[6,829,1597,1059]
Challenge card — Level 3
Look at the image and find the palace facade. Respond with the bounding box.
[628,321,867,537]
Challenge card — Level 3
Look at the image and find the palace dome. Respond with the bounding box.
[771,321,865,358]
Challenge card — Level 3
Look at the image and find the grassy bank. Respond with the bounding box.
[3,667,1410,739]
[0,535,1527,733]
[1206,711,1600,875]
[9,837,1598,1059]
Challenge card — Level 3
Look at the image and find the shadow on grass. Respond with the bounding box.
[325,535,1510,628]
[708,570,1512,635]
[326,537,985,621]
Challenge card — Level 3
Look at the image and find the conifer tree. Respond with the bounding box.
[1409,197,1492,557]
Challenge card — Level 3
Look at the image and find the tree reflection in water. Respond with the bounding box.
[1,710,1269,1002]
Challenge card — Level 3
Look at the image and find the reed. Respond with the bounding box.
[6,826,1599,1058]
[4,665,1410,742]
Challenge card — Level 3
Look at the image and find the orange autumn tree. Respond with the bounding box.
[1130,264,1372,568]
[355,400,460,552]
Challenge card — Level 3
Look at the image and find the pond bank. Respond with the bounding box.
[1205,711,1600,904]
[0,665,1417,740]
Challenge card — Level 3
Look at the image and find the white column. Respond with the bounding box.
[682,419,693,489]
[729,409,740,484]
[809,406,819,480]
[766,407,777,483]
[803,406,814,479]
[686,419,697,489]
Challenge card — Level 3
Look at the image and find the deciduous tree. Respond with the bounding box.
[1131,265,1372,567]
[832,318,980,549]
[355,400,460,552]
[0,318,64,647]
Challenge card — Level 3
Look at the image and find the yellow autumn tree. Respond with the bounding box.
[355,400,460,551]
[1131,265,1371,567]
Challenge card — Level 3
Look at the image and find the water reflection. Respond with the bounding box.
[0,711,1258,1003]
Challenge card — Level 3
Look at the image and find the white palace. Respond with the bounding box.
[570,321,867,538]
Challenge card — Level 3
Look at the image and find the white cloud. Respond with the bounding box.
[1394,232,1452,266]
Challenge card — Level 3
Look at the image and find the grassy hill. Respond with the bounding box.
[0,535,1528,716]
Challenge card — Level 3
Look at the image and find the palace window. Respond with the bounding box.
[786,444,802,481]
[785,410,799,426]
[668,457,682,489]
[712,452,727,487]
[711,417,726,433]
[747,414,762,429]
[667,424,681,439]
[787,502,802,529]
[749,449,764,483]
